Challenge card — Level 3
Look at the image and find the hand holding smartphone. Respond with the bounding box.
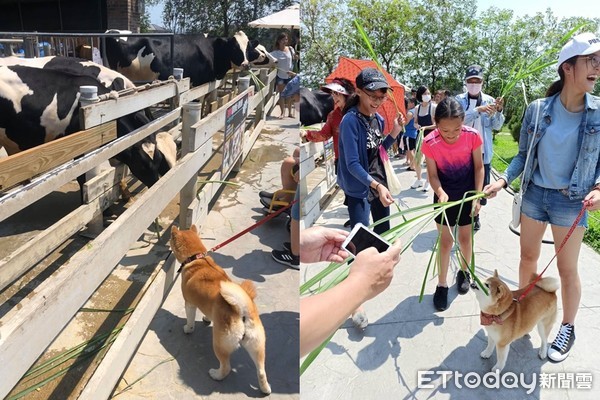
[341,223,391,257]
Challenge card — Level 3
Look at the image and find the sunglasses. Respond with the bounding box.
[580,55,600,69]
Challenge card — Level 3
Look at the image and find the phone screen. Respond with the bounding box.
[344,225,390,256]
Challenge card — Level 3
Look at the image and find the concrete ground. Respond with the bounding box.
[301,153,600,399]
[113,110,300,399]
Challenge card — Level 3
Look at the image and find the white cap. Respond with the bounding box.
[557,32,600,69]
[321,82,349,95]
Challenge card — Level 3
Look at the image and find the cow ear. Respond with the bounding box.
[250,39,259,48]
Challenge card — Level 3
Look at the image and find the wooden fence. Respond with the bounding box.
[0,67,279,399]
[299,138,338,229]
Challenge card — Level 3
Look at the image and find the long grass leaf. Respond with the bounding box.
[300,332,335,375]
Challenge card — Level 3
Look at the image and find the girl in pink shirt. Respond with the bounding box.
[421,97,484,311]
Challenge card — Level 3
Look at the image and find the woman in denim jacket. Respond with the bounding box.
[485,32,600,363]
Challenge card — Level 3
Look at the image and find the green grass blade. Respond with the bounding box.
[300,332,335,375]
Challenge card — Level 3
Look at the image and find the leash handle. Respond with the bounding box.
[209,199,298,253]
[517,200,590,302]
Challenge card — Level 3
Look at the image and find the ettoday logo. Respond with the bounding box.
[417,370,593,394]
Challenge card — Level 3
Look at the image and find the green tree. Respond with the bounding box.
[162,0,292,35]
[347,0,413,73]
[400,0,477,92]
[301,0,349,88]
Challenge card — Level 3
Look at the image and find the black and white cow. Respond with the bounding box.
[0,55,136,90]
[300,88,334,127]
[0,64,175,188]
[104,31,262,86]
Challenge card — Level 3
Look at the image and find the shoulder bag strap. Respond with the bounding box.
[519,100,541,193]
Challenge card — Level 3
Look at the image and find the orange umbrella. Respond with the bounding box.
[324,57,406,134]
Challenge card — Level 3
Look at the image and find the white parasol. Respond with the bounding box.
[248,4,300,30]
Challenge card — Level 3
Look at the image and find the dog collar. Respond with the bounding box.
[480,311,504,326]
[177,252,208,272]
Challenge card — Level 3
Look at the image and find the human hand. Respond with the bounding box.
[391,114,404,136]
[437,190,449,203]
[377,184,395,206]
[347,239,402,301]
[584,188,600,211]
[483,180,505,199]
[476,104,496,116]
[472,200,481,217]
[495,97,504,112]
[414,123,421,130]
[299,226,350,263]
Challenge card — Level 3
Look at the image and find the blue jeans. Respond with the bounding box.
[346,195,390,234]
[522,182,588,228]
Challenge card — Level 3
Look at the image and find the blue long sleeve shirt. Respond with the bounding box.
[337,107,396,198]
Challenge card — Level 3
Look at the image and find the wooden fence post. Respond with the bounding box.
[179,102,202,229]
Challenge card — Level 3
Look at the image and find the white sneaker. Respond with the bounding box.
[421,181,430,192]
[411,179,423,189]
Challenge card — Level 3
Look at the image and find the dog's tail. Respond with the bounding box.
[220,281,257,320]
[534,275,559,293]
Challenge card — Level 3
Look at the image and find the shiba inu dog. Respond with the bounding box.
[472,270,558,372]
[170,225,271,394]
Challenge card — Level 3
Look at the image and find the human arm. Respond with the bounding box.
[300,240,402,357]
[340,115,376,188]
[404,110,414,127]
[299,226,349,263]
[413,107,420,130]
[425,156,448,203]
[304,110,338,143]
[484,101,537,198]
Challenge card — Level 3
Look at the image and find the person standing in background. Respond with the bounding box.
[270,32,297,118]
[455,65,504,230]
[411,85,436,192]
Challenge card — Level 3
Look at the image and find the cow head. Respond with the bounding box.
[250,43,278,67]
[228,31,260,70]
[115,111,176,187]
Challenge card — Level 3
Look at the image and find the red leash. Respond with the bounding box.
[209,199,297,253]
[517,200,591,302]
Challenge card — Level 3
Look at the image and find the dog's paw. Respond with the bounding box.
[183,324,195,334]
[209,368,226,381]
[202,316,211,324]
[260,382,272,395]
[491,364,504,373]
[538,346,547,359]
[480,349,493,359]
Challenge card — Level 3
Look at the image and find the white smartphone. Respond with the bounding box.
[341,223,391,257]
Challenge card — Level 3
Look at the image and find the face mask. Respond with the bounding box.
[422,94,431,103]
[466,83,482,96]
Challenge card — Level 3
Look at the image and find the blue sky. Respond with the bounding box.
[148,1,597,26]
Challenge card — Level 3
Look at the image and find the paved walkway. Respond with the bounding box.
[301,154,600,399]
[114,113,300,399]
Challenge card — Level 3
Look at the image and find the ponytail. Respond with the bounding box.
[342,93,360,115]
[546,57,577,97]
[545,80,564,97]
